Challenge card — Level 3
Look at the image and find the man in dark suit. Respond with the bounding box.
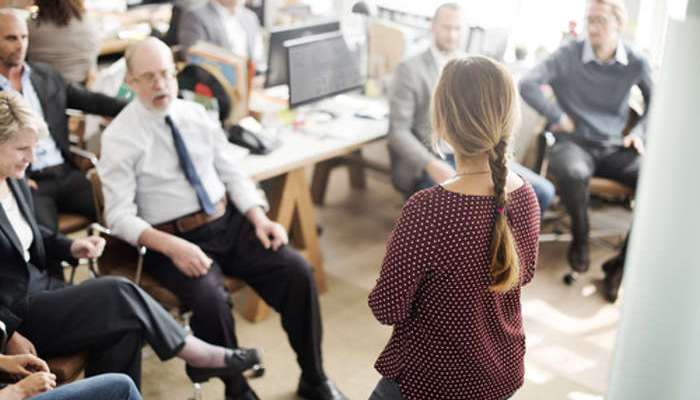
[0,9,127,232]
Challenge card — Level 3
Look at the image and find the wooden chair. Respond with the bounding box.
[86,169,249,322]
[57,110,99,238]
[52,127,95,385]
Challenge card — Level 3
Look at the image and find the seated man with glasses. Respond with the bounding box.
[519,0,652,294]
[97,37,347,400]
[0,10,127,232]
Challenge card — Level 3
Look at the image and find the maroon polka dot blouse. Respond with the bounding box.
[369,183,541,400]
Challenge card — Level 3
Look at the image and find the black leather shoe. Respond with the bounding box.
[602,256,624,303]
[568,241,590,273]
[297,379,348,400]
[226,389,261,400]
[186,348,262,383]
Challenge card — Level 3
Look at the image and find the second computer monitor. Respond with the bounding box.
[265,18,341,88]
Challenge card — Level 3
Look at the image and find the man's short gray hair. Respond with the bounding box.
[433,2,462,22]
[591,0,628,28]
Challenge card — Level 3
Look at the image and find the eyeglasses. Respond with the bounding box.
[132,68,177,85]
[586,15,612,27]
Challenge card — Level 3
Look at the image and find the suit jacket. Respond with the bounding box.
[0,179,74,336]
[26,62,127,174]
[387,49,440,194]
[178,1,261,60]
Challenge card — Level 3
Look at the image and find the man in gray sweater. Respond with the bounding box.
[519,0,652,282]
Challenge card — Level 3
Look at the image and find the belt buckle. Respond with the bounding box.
[175,218,190,233]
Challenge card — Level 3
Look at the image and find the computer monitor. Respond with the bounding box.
[286,32,365,108]
[466,26,510,61]
[264,18,340,88]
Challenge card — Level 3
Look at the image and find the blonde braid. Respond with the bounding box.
[488,139,520,292]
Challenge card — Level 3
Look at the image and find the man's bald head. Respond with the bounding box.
[125,38,178,111]
[0,9,29,71]
[125,37,174,74]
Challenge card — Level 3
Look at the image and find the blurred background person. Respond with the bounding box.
[27,0,101,85]
[519,0,652,278]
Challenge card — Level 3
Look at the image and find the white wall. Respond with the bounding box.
[607,10,700,400]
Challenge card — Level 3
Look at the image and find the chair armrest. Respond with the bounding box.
[88,224,148,286]
[69,146,99,172]
[536,130,557,177]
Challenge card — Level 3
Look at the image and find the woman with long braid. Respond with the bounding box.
[368,56,541,400]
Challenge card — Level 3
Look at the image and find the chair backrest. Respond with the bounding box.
[86,169,184,309]
[87,169,107,227]
[58,213,92,235]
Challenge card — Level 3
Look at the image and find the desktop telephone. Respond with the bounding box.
[227,116,281,155]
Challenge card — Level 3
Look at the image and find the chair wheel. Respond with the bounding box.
[250,364,265,378]
[563,273,577,286]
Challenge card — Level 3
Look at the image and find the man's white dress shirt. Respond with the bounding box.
[211,1,264,65]
[98,98,267,246]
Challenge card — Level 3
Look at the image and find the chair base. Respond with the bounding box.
[563,271,579,286]
[188,383,203,400]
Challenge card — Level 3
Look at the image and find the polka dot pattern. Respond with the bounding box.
[369,184,541,400]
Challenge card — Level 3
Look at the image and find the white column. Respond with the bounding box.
[606,11,700,400]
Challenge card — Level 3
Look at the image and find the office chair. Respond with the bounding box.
[536,126,638,286]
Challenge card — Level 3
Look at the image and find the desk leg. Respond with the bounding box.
[269,168,326,293]
[348,149,368,190]
[311,150,369,206]
[311,159,341,206]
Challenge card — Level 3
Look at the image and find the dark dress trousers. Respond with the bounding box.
[144,205,326,396]
[26,63,127,231]
[0,178,186,387]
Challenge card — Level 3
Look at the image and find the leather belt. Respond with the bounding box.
[155,197,227,235]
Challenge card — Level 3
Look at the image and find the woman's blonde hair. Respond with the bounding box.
[431,56,521,293]
[0,91,49,143]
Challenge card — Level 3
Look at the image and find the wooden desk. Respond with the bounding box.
[93,4,171,56]
[100,38,138,56]
[237,106,388,321]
